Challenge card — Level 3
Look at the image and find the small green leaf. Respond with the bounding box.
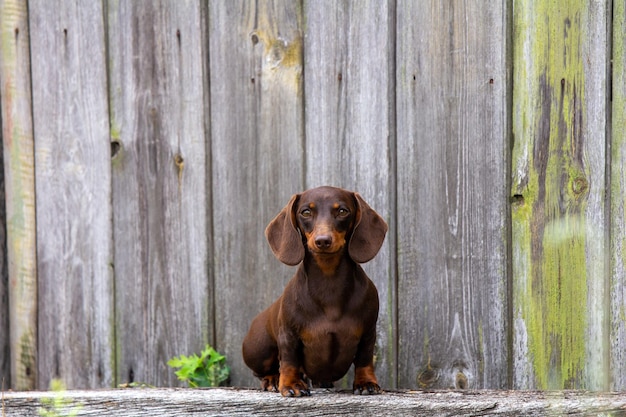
[167,344,230,387]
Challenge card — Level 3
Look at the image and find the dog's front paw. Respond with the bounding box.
[260,375,279,392]
[279,379,310,397]
[352,365,380,394]
[353,366,381,395]
[353,380,381,395]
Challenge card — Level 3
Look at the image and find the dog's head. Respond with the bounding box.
[265,186,388,266]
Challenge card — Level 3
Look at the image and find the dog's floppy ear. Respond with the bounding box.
[349,193,388,263]
[265,193,304,266]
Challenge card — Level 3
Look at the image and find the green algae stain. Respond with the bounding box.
[531,217,588,389]
[18,331,37,390]
[612,0,626,290]
[512,0,589,389]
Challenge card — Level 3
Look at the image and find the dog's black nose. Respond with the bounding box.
[315,235,332,249]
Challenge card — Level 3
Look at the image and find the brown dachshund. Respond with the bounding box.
[242,186,388,397]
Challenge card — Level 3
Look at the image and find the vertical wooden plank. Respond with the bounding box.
[0,0,37,390]
[611,0,626,392]
[0,157,6,389]
[29,1,114,389]
[210,0,304,387]
[511,0,610,389]
[108,0,210,386]
[302,0,396,389]
[396,1,510,389]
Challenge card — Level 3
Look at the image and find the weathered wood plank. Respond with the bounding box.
[3,388,626,417]
[209,0,304,387]
[302,0,396,389]
[611,0,626,392]
[511,0,610,390]
[0,194,6,390]
[0,0,37,390]
[28,1,114,389]
[107,0,211,387]
[396,1,510,389]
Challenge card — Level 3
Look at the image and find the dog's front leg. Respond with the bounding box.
[352,325,381,395]
[277,327,310,397]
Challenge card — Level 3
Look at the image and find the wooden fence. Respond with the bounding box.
[0,0,623,392]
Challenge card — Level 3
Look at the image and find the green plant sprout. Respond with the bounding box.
[167,345,230,387]
[37,379,83,417]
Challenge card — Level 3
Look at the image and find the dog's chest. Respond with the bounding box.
[301,315,362,355]
[298,315,362,380]
[322,305,342,322]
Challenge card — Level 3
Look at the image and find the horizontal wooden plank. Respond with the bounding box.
[3,388,626,416]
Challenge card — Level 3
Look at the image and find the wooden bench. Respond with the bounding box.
[3,388,626,416]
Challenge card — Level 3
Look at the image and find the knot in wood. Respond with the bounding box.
[174,154,185,169]
[267,40,287,68]
[571,177,588,196]
[417,366,440,388]
[111,139,122,159]
[455,372,468,389]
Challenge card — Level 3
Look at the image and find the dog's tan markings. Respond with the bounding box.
[332,203,339,209]
[313,252,342,276]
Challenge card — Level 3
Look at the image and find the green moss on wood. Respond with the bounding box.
[512,0,590,389]
[18,331,36,390]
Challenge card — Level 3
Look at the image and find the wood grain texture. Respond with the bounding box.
[1,1,624,392]
[209,0,304,387]
[4,388,626,417]
[28,1,114,389]
[0,0,37,390]
[611,0,626,392]
[302,0,396,389]
[107,0,211,387]
[396,0,510,390]
[0,185,6,390]
[511,0,610,390]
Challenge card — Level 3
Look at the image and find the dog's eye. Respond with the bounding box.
[337,208,350,217]
[300,208,312,218]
